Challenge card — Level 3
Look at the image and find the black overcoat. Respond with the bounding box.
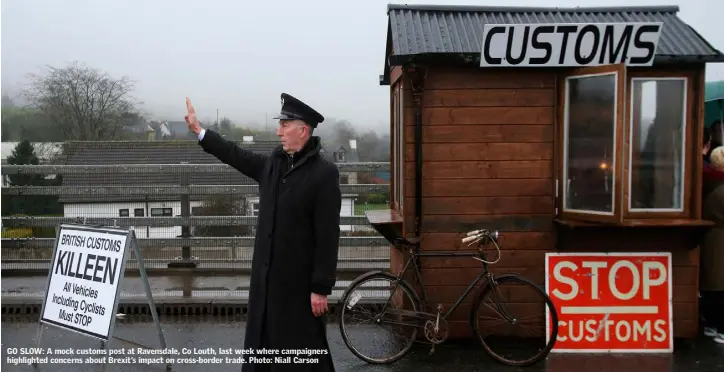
[199,129,341,371]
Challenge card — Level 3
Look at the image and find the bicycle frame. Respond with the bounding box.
[341,227,558,366]
[378,247,494,321]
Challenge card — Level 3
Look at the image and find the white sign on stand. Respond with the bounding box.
[34,222,171,371]
[40,224,128,340]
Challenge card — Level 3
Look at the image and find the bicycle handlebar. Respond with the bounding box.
[465,229,483,237]
[460,229,502,265]
[461,234,479,244]
[461,229,499,244]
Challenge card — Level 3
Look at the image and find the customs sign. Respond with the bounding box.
[545,252,673,353]
[480,22,662,67]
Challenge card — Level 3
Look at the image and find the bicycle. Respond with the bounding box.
[338,228,559,367]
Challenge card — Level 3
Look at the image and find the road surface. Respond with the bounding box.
[2,316,723,372]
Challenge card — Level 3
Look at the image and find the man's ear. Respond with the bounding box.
[299,122,310,137]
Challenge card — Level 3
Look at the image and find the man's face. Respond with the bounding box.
[276,119,308,153]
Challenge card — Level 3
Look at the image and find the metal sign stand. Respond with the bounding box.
[32,220,171,371]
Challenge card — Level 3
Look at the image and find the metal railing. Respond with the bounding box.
[1,162,392,302]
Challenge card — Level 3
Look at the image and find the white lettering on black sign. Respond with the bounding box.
[480,23,662,67]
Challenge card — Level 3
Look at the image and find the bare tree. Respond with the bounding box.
[219,117,233,136]
[32,142,64,164]
[24,62,140,140]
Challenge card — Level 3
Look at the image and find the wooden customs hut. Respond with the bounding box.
[367,4,724,350]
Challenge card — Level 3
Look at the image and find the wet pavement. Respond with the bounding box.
[2,316,724,372]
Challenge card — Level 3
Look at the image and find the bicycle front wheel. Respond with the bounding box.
[470,274,558,366]
[338,272,421,364]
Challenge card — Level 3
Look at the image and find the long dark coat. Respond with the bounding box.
[701,167,724,292]
[199,129,341,371]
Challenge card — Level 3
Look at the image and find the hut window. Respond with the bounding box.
[396,83,404,212]
[561,67,619,221]
[628,78,687,214]
[392,84,402,211]
[557,63,695,224]
[390,86,401,209]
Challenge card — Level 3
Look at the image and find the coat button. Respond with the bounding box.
[282,179,287,184]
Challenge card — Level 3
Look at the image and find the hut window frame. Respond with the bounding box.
[558,63,624,224]
[625,75,690,218]
[556,64,697,225]
[392,86,400,210]
[396,82,404,213]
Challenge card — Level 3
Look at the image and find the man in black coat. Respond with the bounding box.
[185,94,341,371]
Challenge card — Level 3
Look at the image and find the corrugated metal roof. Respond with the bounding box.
[382,4,724,83]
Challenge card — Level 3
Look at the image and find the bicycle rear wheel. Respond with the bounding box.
[338,272,421,364]
[470,274,558,366]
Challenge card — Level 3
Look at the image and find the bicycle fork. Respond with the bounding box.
[488,275,517,324]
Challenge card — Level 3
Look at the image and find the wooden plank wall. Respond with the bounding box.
[396,65,700,340]
[401,67,557,338]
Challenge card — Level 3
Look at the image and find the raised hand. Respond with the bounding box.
[185,97,201,135]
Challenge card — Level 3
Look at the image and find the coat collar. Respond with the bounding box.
[274,136,321,161]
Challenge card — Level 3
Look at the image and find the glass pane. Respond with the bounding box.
[397,86,404,211]
[392,89,399,207]
[629,79,686,211]
[564,73,617,214]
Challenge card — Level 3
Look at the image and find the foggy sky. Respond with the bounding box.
[2,0,723,134]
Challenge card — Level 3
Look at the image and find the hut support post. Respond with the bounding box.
[405,64,427,268]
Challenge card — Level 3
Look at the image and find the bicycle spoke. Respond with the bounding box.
[472,275,558,366]
[339,273,420,364]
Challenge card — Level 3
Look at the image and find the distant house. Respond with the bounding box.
[327,140,363,229]
[162,121,197,140]
[124,120,194,141]
[57,136,359,238]
[332,140,360,185]
[370,171,391,184]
